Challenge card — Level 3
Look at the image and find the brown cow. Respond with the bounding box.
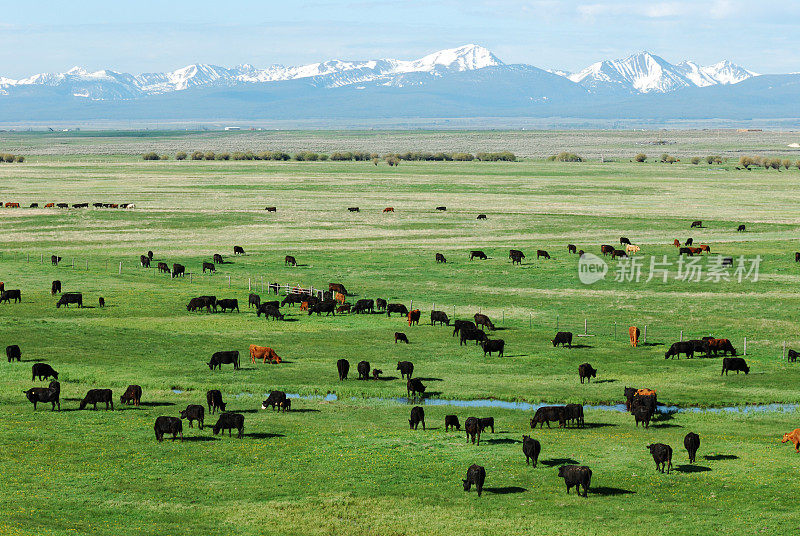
[688,247,703,255]
[335,292,346,305]
[673,239,680,247]
[383,207,394,213]
[408,309,421,326]
[601,245,614,256]
[699,245,711,253]
[45,203,54,208]
[249,345,282,364]
[782,429,800,452]
[300,302,309,311]
[629,326,640,347]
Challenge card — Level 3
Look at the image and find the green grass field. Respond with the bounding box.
[1,133,800,535]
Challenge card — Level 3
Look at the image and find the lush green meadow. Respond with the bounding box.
[1,136,800,534]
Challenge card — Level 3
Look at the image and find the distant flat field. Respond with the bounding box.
[2,151,800,535]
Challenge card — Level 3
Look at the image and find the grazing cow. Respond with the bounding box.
[445,415,460,431]
[45,203,54,208]
[460,328,487,346]
[578,363,597,383]
[395,332,409,344]
[376,298,387,311]
[337,359,350,380]
[336,304,351,314]
[665,341,694,359]
[737,224,746,232]
[558,465,591,497]
[476,214,487,220]
[722,257,733,266]
[383,207,394,213]
[474,313,495,330]
[430,310,449,326]
[248,293,261,308]
[722,357,749,375]
[537,250,550,260]
[212,253,224,264]
[620,237,631,245]
[0,289,21,304]
[281,294,306,307]
[154,416,183,442]
[648,443,673,474]
[79,389,114,410]
[407,309,421,326]
[148,251,154,260]
[625,244,640,255]
[531,406,566,428]
[285,255,297,266]
[30,203,38,208]
[50,280,62,295]
[261,391,288,411]
[250,345,281,364]
[707,338,737,356]
[633,406,652,428]
[180,405,205,429]
[465,417,481,445]
[257,304,284,320]
[209,351,240,371]
[120,385,142,406]
[157,262,170,274]
[788,349,798,363]
[396,361,414,379]
[436,206,446,211]
[23,381,60,411]
[568,244,577,254]
[629,326,640,347]
[481,339,505,357]
[328,283,348,296]
[407,378,426,399]
[212,412,245,438]
[57,203,68,208]
[309,299,337,316]
[565,404,585,428]
[265,206,277,212]
[691,220,702,228]
[685,238,693,246]
[348,207,359,212]
[452,320,476,337]
[463,464,486,497]
[600,244,615,256]
[612,249,627,259]
[687,339,710,357]
[679,247,694,256]
[202,262,215,273]
[217,299,239,313]
[172,264,185,278]
[435,253,447,263]
[140,255,151,268]
[6,344,21,362]
[352,298,374,314]
[357,360,370,380]
[699,244,710,253]
[187,296,214,313]
[478,417,495,433]
[522,435,541,467]
[469,250,488,260]
[51,255,61,265]
[552,332,572,348]
[372,368,382,380]
[673,239,680,247]
[509,249,525,264]
[684,432,700,463]
[387,303,409,317]
[206,390,226,414]
[32,363,58,381]
[409,406,425,430]
[234,246,245,255]
[56,292,81,308]
[781,429,800,452]
[688,247,703,255]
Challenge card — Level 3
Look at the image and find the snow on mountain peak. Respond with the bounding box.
[399,44,502,73]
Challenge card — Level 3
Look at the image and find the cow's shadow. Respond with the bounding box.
[416,377,443,382]
[245,432,285,439]
[288,408,320,413]
[138,401,175,407]
[592,486,636,496]
[484,438,520,445]
[593,379,616,384]
[651,423,682,429]
[503,354,529,358]
[640,342,664,347]
[182,436,218,442]
[570,344,593,349]
[704,454,738,461]
[583,422,617,429]
[675,464,711,473]
[375,376,399,381]
[540,458,580,467]
[485,486,527,494]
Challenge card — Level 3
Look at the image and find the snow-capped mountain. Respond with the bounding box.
[566,51,756,94]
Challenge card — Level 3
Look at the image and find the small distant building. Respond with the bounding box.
[737,129,762,133]
[224,126,241,131]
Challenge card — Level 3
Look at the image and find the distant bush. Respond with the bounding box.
[160,154,169,160]
[690,157,701,165]
[15,155,23,163]
[142,152,160,161]
[634,153,647,162]
[739,156,753,169]
[191,151,204,161]
[166,149,514,163]
[204,151,215,161]
[452,152,474,161]
[783,159,791,170]
[548,152,583,162]
[706,155,723,164]
[386,156,400,166]
[176,151,187,160]
[476,151,516,162]
[217,153,230,161]
[0,154,24,163]
[294,151,320,161]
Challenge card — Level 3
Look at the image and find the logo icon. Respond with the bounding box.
[578,253,608,285]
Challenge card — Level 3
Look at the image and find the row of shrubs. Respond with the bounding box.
[0,153,24,163]
[739,156,800,170]
[143,150,517,162]
[634,154,725,164]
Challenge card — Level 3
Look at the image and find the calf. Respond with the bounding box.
[120,385,142,406]
[212,412,245,438]
[396,361,414,379]
[445,415,460,431]
[452,319,476,337]
[357,360,371,380]
[337,359,350,380]
[337,304,351,314]
[79,389,114,410]
[435,253,447,263]
[478,417,495,433]
[32,363,58,381]
[407,378,426,399]
[665,341,694,359]
[387,303,409,317]
[684,432,700,464]
[460,328,487,346]
[465,417,481,445]
[180,404,205,429]
[531,406,565,428]
[6,344,21,362]
[409,406,425,430]
[158,262,170,274]
[51,280,62,295]
[522,435,541,467]
[56,292,82,308]
[481,339,504,357]
[558,465,591,497]
[407,309,421,326]
[209,350,240,370]
[722,357,749,375]
[395,332,409,344]
[462,464,485,497]
[248,293,261,308]
[469,250,487,260]
[537,249,550,260]
[213,253,223,264]
[1,289,22,303]
[474,313,495,330]
[647,443,673,473]
[217,299,239,313]
[431,310,450,326]
[781,429,800,452]
[206,390,227,414]
[154,416,183,442]
[376,298,387,311]
[552,331,572,348]
[372,368,382,380]
[578,363,596,383]
[23,381,60,410]
[261,391,288,411]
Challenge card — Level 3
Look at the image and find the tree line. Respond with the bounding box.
[143,150,516,163]
[0,153,25,163]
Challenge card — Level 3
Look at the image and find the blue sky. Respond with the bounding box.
[0,0,797,77]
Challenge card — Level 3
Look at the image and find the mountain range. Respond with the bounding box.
[0,45,796,124]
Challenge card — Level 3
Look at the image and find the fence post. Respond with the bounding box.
[248,278,251,291]
[261,276,263,293]
[190,273,193,284]
[118,262,121,275]
[85,260,88,270]
[614,321,617,339]
[783,341,786,361]
[556,314,559,330]
[584,318,587,335]
[502,310,505,326]
[72,257,75,268]
[41,253,43,264]
[643,325,647,344]
[680,330,683,342]
[529,313,532,328]
[228,275,231,288]
[744,337,747,355]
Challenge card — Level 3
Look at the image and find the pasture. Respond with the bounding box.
[2,135,800,535]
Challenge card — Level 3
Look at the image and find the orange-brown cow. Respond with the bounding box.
[408,309,421,326]
[629,326,640,347]
[335,292,346,305]
[636,388,656,397]
[250,345,282,364]
[673,239,680,247]
[782,429,800,452]
[688,247,703,255]
[383,207,394,213]
[45,203,54,208]
[300,301,309,311]
[699,244,711,253]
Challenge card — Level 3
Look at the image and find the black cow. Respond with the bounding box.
[648,443,673,473]
[352,299,374,314]
[452,320,476,337]
[407,378,426,399]
[552,332,572,348]
[679,247,693,256]
[469,250,487,260]
[737,224,746,232]
[249,293,261,308]
[430,310,450,326]
[6,344,21,362]
[309,299,336,316]
[620,237,631,245]
[98,297,105,308]
[261,391,288,411]
[23,381,60,411]
[665,341,695,359]
[51,255,61,265]
[474,313,495,330]
[537,250,551,260]
[79,389,113,410]
[357,360,370,380]
[684,432,700,464]
[395,332,409,344]
[690,220,702,228]
[172,264,185,277]
[522,435,541,467]
[788,349,799,363]
[154,416,183,442]
[257,304,284,320]
[465,417,481,445]
[187,297,213,312]
[445,415,460,431]
[209,351,240,370]
[565,404,585,428]
[158,262,170,274]
[436,253,447,263]
[213,253,224,264]
[376,298,387,311]
[409,406,425,430]
[56,292,81,308]
[531,406,565,428]
[32,363,58,381]
[206,390,226,414]
[51,280,61,294]
[140,255,151,268]
[478,417,495,433]
[120,385,142,406]
[477,214,487,220]
[280,294,306,307]
[633,406,652,428]
[463,464,485,497]
[722,357,749,375]
[180,404,205,429]
[722,257,733,266]
[568,244,577,254]
[396,361,414,379]
[509,249,525,264]
[30,203,38,208]
[217,299,239,313]
[212,412,244,438]
[265,206,277,212]
[1,289,22,304]
[234,246,245,255]
[578,363,597,383]
[285,255,297,266]
[387,303,409,317]
[481,339,504,357]
[147,250,154,260]
[348,207,359,212]
[202,262,215,273]
[337,359,350,380]
[685,237,694,246]
[460,328,487,346]
[558,465,591,497]
[436,206,446,211]
[687,339,711,357]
